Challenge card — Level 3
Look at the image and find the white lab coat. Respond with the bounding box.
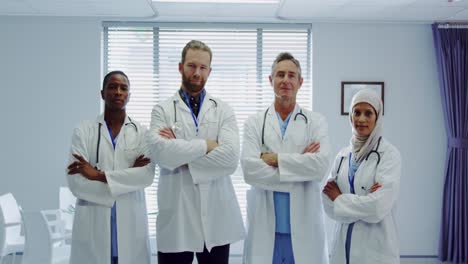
[148,91,245,252]
[322,138,401,264]
[241,104,332,264]
[67,114,154,264]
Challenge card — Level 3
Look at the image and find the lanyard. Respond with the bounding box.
[348,153,355,194]
[181,89,205,133]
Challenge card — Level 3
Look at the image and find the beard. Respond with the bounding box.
[182,72,206,94]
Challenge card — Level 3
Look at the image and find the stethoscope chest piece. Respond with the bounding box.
[172,122,182,132]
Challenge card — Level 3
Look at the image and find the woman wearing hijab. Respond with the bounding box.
[322,89,401,264]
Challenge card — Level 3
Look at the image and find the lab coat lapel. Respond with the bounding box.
[173,92,192,115]
[265,105,283,145]
[173,92,196,137]
[283,104,305,140]
[197,92,214,124]
[96,114,114,148]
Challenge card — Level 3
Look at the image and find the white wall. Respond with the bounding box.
[0,18,446,256]
[0,17,102,210]
[313,23,446,256]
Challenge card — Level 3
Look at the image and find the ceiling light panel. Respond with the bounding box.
[412,0,468,6]
[0,0,35,14]
[153,0,278,3]
[349,0,415,4]
[25,0,154,16]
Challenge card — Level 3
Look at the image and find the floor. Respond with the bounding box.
[1,255,446,264]
[153,256,443,264]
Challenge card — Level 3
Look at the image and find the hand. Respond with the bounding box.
[133,155,151,168]
[159,127,176,139]
[67,154,106,182]
[369,182,382,193]
[206,140,218,153]
[322,180,342,201]
[303,141,320,154]
[260,152,278,167]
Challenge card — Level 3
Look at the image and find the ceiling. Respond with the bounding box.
[1,0,467,23]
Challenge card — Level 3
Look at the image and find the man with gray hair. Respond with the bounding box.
[241,52,331,263]
[147,40,245,264]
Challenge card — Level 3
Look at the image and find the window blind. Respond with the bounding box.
[103,23,312,236]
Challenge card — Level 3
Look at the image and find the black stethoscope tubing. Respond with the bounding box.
[172,98,218,124]
[96,117,137,165]
[261,107,308,146]
[335,136,382,175]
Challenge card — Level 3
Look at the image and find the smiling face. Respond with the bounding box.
[179,48,212,95]
[352,102,377,137]
[101,73,130,111]
[270,59,303,102]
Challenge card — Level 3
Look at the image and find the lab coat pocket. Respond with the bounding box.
[199,120,218,140]
[123,128,140,150]
[246,189,257,224]
[72,203,93,242]
[123,131,141,160]
[172,125,185,139]
[290,128,308,147]
[128,192,148,238]
[365,221,398,260]
[124,148,140,166]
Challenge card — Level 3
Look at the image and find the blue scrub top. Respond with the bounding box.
[273,111,293,234]
[106,124,119,259]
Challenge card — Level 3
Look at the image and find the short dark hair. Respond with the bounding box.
[181,40,212,64]
[102,71,130,90]
[271,52,302,79]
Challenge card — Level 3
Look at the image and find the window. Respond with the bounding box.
[103,23,312,236]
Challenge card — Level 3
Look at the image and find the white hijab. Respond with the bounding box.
[349,89,383,163]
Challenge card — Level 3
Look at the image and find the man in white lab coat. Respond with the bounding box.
[67,71,154,264]
[147,40,245,264]
[241,52,331,264]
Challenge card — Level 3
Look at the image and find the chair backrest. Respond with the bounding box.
[21,210,70,264]
[0,206,5,258]
[0,193,23,258]
[0,193,21,229]
[59,187,76,231]
[21,210,52,264]
[59,187,76,211]
[40,210,70,264]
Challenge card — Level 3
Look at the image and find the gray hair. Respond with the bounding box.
[270,52,302,79]
[181,40,213,64]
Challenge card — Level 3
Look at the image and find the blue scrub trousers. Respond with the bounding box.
[273,233,295,264]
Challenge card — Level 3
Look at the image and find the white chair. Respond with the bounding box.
[0,193,25,264]
[59,187,76,234]
[21,210,70,264]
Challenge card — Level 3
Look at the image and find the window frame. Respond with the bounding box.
[102,22,313,253]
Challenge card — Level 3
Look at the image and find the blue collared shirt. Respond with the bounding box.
[273,111,293,234]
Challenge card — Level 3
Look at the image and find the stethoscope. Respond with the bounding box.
[338,138,382,264]
[261,106,308,146]
[335,136,382,192]
[171,97,218,133]
[95,117,138,167]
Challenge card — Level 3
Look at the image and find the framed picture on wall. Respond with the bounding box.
[341,81,384,115]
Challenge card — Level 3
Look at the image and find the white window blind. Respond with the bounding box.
[103,23,312,236]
